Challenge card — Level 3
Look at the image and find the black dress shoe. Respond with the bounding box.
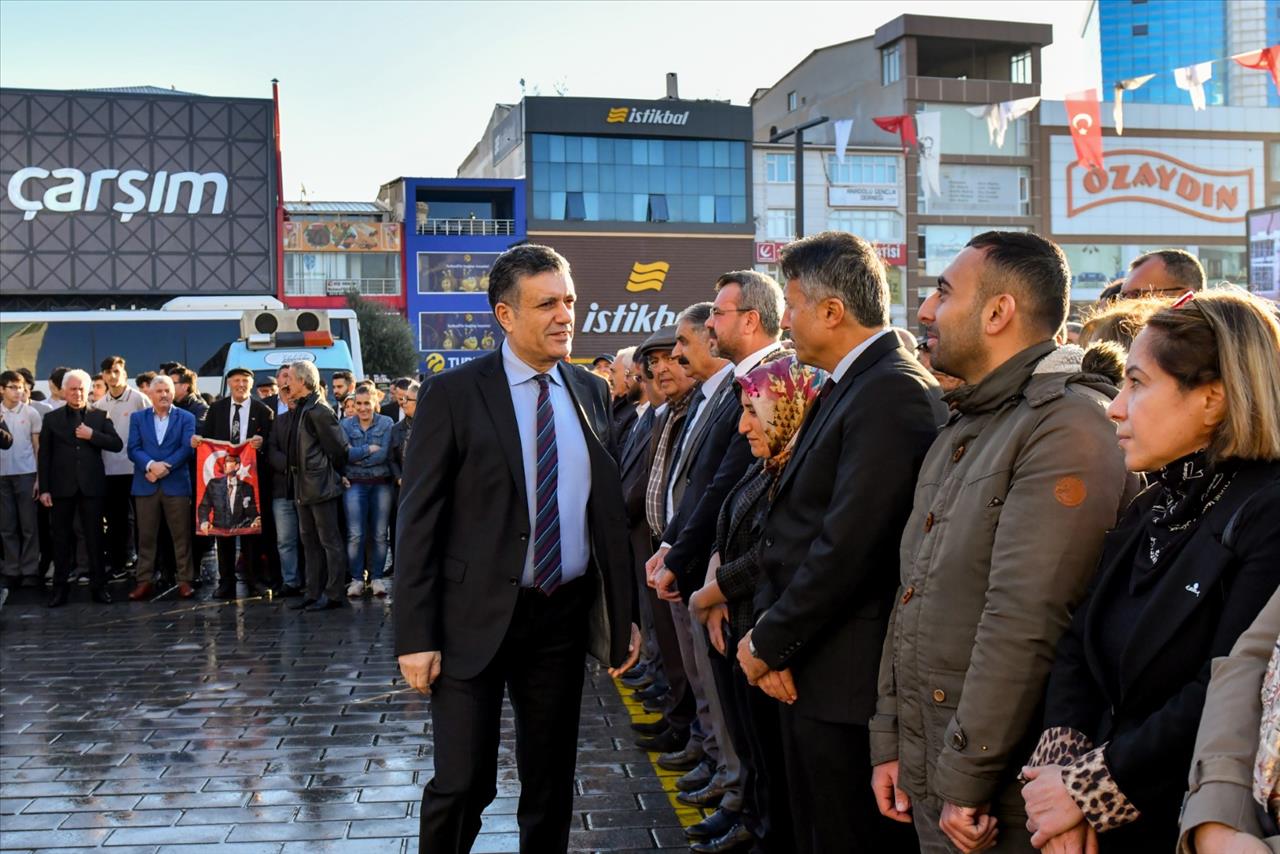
[289,597,316,611]
[213,585,236,600]
[620,664,647,681]
[676,759,715,792]
[305,595,344,611]
[630,718,669,736]
[46,586,70,609]
[90,587,113,604]
[278,585,304,598]
[634,682,667,701]
[621,672,655,689]
[677,781,727,808]
[690,820,755,853]
[685,808,739,842]
[634,727,688,753]
[641,696,669,715]
[657,743,704,772]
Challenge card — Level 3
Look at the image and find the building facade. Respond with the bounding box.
[377,177,525,375]
[1094,0,1280,108]
[458,94,755,356]
[281,201,403,312]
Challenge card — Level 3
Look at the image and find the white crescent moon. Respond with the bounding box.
[1072,113,1093,134]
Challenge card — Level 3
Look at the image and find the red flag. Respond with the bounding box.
[1064,89,1104,171]
[873,115,917,152]
[1233,45,1280,95]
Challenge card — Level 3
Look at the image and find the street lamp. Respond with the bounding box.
[770,116,829,240]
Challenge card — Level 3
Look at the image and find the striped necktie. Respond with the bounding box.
[531,374,562,594]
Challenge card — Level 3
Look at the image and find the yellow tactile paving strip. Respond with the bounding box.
[612,676,710,828]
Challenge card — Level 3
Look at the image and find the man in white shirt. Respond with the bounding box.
[0,370,43,588]
[92,356,152,578]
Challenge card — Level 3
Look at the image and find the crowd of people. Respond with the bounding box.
[0,357,418,611]
[388,236,1280,854]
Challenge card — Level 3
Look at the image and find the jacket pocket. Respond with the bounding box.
[443,556,467,583]
[923,667,967,766]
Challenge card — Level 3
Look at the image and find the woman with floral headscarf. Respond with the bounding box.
[689,351,825,852]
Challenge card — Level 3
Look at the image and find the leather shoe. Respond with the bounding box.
[621,671,655,689]
[633,682,666,701]
[128,582,153,601]
[634,727,687,753]
[213,585,236,600]
[676,759,715,792]
[690,820,755,853]
[278,585,303,598]
[657,743,704,772]
[46,586,69,608]
[685,808,739,842]
[641,696,669,715]
[176,582,195,599]
[90,587,113,604]
[630,718,669,736]
[289,597,316,611]
[305,595,344,611]
[677,781,726,808]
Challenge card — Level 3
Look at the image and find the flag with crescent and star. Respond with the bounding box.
[1065,89,1104,172]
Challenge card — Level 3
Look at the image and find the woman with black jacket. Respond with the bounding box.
[1021,288,1280,853]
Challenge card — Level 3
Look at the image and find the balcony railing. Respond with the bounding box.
[416,218,515,237]
[284,278,401,297]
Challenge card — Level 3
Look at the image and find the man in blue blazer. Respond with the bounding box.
[126,375,196,600]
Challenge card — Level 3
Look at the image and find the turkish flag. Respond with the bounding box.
[873,115,917,152]
[1234,45,1280,95]
[1065,89,1104,171]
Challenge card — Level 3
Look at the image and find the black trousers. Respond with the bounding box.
[778,706,919,854]
[215,534,261,591]
[50,493,106,590]
[706,626,760,831]
[731,654,792,852]
[420,575,593,854]
[103,474,135,570]
[296,497,346,601]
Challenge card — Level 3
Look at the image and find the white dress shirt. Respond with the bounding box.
[831,328,894,384]
[733,340,784,378]
[502,342,592,587]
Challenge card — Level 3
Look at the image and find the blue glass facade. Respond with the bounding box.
[1099,0,1280,107]
[528,134,748,225]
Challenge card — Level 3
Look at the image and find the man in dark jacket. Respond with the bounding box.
[737,232,945,853]
[267,369,304,596]
[38,368,124,607]
[287,360,350,611]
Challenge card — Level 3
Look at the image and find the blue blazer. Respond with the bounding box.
[128,407,196,496]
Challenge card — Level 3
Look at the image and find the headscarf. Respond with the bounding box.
[736,352,826,475]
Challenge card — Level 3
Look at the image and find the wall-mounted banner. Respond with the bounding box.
[284,221,401,252]
[196,439,262,537]
[416,252,500,294]
[418,311,503,354]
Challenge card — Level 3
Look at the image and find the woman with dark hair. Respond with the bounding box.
[1021,287,1280,853]
[689,352,825,853]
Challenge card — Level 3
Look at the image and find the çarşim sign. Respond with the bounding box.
[1066,149,1255,225]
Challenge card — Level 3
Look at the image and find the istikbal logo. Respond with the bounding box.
[581,261,676,334]
[606,106,690,126]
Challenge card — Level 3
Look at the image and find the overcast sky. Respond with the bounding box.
[0,0,1096,200]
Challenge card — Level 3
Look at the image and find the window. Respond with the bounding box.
[826,154,899,185]
[1132,24,1148,36]
[647,194,669,222]
[765,209,795,240]
[1010,51,1031,84]
[881,44,901,85]
[787,91,798,111]
[565,192,586,221]
[765,153,795,183]
[826,210,901,242]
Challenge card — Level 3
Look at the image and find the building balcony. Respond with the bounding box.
[416,218,515,237]
[285,278,401,297]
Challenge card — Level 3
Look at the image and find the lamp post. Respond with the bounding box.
[770,116,829,240]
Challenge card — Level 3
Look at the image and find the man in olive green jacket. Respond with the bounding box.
[869,232,1138,853]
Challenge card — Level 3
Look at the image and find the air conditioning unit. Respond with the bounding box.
[240,309,330,339]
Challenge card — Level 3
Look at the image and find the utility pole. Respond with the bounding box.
[770,116,828,240]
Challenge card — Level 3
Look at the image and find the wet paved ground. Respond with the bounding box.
[0,583,687,852]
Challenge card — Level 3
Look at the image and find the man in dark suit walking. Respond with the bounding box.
[394,244,640,854]
[193,367,273,599]
[37,368,124,607]
[736,232,945,853]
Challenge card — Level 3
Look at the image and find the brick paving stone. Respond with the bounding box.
[0,589,684,850]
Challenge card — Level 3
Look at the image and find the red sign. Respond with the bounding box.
[756,240,905,266]
[1066,149,1255,224]
[1065,89,1104,171]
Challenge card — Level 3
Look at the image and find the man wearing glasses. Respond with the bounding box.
[1119,248,1205,299]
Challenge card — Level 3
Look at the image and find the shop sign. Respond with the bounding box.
[755,241,784,263]
[1248,206,1280,301]
[606,106,690,126]
[828,185,900,208]
[418,311,503,374]
[1050,136,1263,237]
[7,167,228,222]
[416,252,500,294]
[757,239,904,266]
[284,221,401,252]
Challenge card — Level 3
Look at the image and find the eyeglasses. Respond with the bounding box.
[710,307,755,318]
